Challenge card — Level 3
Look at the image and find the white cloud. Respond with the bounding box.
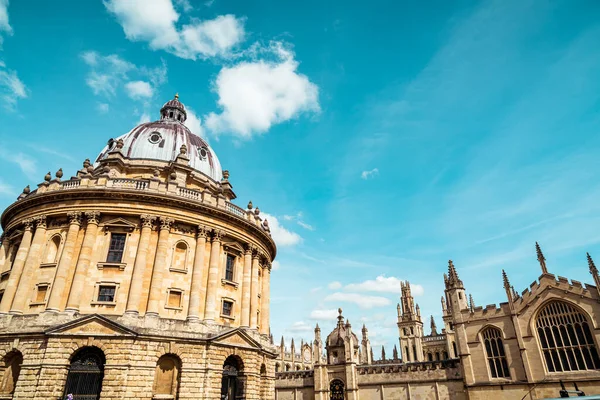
[309,287,322,293]
[361,168,379,180]
[104,0,245,60]
[0,179,14,197]
[328,281,342,290]
[324,292,391,309]
[205,42,319,137]
[0,148,37,180]
[287,321,313,333]
[345,276,424,296]
[310,309,339,320]
[271,260,280,271]
[297,220,315,231]
[0,66,27,111]
[174,0,192,12]
[125,80,153,99]
[184,107,204,137]
[137,112,151,124]
[260,212,302,247]
[0,0,12,37]
[97,103,109,113]
[281,211,315,231]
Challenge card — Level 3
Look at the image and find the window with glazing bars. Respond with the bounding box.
[222,300,233,316]
[482,327,510,378]
[225,254,235,281]
[98,286,116,302]
[536,300,600,372]
[107,233,126,263]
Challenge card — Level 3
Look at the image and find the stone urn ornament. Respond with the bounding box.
[56,168,63,179]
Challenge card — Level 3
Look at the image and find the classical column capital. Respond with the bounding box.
[212,229,224,242]
[244,245,253,255]
[0,233,6,246]
[197,225,209,238]
[67,211,83,226]
[34,215,47,229]
[159,216,174,231]
[140,214,157,228]
[85,211,101,225]
[21,218,33,231]
[265,262,272,272]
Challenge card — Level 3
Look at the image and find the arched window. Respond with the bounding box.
[295,365,301,371]
[412,345,416,361]
[0,351,22,395]
[221,355,244,400]
[536,300,600,372]
[443,351,448,360]
[153,354,181,398]
[427,353,433,361]
[63,347,105,400]
[274,363,280,373]
[482,327,510,378]
[452,341,457,358]
[171,242,188,271]
[405,346,410,362]
[435,352,440,361]
[285,364,290,372]
[330,379,345,400]
[44,235,61,264]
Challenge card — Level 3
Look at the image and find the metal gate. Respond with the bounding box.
[63,348,105,400]
[330,379,345,400]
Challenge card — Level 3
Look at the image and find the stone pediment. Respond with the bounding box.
[210,328,262,350]
[100,217,137,231]
[46,314,137,337]
[222,241,245,255]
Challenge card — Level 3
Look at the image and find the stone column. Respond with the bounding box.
[249,252,260,329]
[124,214,156,316]
[65,211,101,313]
[0,234,8,272]
[10,215,48,314]
[45,212,82,313]
[240,246,253,327]
[187,225,208,322]
[0,219,33,314]
[146,216,173,317]
[260,264,271,334]
[203,229,223,322]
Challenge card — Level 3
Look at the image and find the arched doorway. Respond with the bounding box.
[220,355,244,400]
[330,379,345,400]
[0,350,23,395]
[63,347,105,400]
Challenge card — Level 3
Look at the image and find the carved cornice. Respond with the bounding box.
[85,211,101,225]
[34,215,47,229]
[0,188,276,258]
[67,211,83,226]
[159,216,174,231]
[140,214,156,229]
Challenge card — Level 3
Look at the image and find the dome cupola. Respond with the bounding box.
[160,93,187,123]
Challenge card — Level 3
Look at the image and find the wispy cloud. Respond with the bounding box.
[0,179,14,197]
[345,276,424,296]
[310,308,339,320]
[324,292,391,309]
[260,212,302,247]
[361,168,378,180]
[0,64,27,111]
[0,148,37,180]
[328,281,342,290]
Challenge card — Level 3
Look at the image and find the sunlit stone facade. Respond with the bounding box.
[0,95,277,400]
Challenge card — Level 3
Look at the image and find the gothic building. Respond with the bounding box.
[274,245,600,399]
[0,95,277,400]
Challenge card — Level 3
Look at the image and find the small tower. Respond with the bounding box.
[360,324,373,365]
[587,253,600,297]
[313,323,323,363]
[398,281,424,362]
[445,260,468,312]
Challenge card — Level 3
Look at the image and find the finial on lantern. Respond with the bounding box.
[247,200,253,209]
[222,170,229,180]
[83,158,91,168]
[180,144,187,155]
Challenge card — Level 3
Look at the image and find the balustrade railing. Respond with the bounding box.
[112,178,148,190]
[178,187,201,200]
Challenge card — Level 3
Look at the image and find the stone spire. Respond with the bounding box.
[536,242,548,274]
[587,253,600,297]
[469,294,474,313]
[370,347,374,362]
[280,336,285,350]
[381,346,386,361]
[430,315,437,335]
[446,260,463,289]
[502,269,514,303]
[393,345,399,360]
[441,296,447,312]
[416,304,421,318]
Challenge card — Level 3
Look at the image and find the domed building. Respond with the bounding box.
[0,95,277,400]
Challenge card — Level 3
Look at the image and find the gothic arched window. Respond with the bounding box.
[481,327,510,378]
[536,301,600,372]
[153,354,181,398]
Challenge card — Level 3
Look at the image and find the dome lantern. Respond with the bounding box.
[160,93,187,123]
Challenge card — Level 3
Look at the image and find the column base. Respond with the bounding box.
[123,310,140,317]
[145,311,159,318]
[8,310,22,316]
[186,316,200,323]
[203,318,215,324]
[42,308,60,314]
[63,307,79,315]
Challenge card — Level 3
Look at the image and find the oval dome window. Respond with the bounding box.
[199,147,208,159]
[148,132,162,144]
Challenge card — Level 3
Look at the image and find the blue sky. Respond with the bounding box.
[2,0,600,353]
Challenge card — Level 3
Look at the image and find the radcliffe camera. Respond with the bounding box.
[0,1,599,400]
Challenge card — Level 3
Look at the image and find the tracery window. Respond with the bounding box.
[482,327,510,378]
[536,301,600,372]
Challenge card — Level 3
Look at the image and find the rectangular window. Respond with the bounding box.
[222,300,233,316]
[106,233,126,263]
[225,254,235,281]
[98,285,116,302]
[167,290,182,308]
[36,285,48,303]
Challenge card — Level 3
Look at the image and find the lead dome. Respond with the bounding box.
[95,94,222,182]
